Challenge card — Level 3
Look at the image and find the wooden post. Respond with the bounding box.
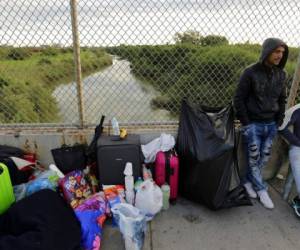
[70,0,85,128]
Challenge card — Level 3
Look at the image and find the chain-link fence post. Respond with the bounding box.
[70,0,85,128]
[287,50,300,108]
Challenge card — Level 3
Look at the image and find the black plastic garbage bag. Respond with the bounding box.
[176,100,251,210]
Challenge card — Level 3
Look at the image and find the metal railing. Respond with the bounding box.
[0,0,299,129]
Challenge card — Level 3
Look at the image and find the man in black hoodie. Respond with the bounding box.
[234,38,289,209]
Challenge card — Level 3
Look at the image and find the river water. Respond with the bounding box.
[53,58,172,125]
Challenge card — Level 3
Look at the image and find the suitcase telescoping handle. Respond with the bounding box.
[165,151,175,184]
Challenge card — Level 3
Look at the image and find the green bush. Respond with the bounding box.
[0,77,9,88]
[0,80,59,123]
[174,30,202,45]
[288,47,300,62]
[40,46,60,56]
[6,48,32,60]
[107,43,297,114]
[0,46,112,123]
[201,35,229,46]
[0,46,10,60]
[38,58,52,65]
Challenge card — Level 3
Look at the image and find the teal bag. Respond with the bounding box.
[0,163,15,214]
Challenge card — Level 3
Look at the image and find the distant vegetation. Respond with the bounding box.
[106,32,299,115]
[1,31,298,124]
[174,30,229,46]
[0,45,112,123]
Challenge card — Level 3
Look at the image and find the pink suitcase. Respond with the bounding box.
[155,150,179,201]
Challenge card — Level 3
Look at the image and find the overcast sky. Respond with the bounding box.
[0,0,299,47]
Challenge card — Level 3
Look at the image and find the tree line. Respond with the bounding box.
[106,33,298,115]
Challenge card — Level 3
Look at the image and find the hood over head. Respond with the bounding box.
[259,38,289,69]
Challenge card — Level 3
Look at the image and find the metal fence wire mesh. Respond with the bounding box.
[0,0,299,128]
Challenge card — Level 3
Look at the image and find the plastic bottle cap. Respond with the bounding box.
[134,177,143,189]
[161,184,170,191]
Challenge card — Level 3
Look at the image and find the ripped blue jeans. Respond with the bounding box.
[242,122,277,191]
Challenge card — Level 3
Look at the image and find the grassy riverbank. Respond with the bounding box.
[107,44,299,115]
[0,46,112,123]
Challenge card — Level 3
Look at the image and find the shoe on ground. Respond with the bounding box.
[291,196,300,218]
[257,190,274,209]
[243,182,257,199]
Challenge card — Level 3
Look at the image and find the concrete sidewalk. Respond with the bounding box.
[101,187,300,250]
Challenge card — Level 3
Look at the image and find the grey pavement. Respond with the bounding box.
[101,187,300,250]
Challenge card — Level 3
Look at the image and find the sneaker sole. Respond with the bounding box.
[259,198,274,209]
[249,194,257,199]
[243,186,257,199]
[262,204,274,209]
[291,201,300,218]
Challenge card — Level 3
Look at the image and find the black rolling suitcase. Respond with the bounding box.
[96,134,143,185]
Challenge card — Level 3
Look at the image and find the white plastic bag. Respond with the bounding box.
[141,133,175,163]
[111,203,146,250]
[160,133,175,152]
[135,179,163,221]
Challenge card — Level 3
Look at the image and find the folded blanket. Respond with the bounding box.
[0,189,81,250]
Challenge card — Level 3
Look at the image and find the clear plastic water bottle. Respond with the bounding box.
[124,162,134,204]
[111,117,120,136]
[124,163,134,189]
[161,183,170,210]
[125,190,135,205]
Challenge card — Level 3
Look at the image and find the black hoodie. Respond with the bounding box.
[234,38,289,126]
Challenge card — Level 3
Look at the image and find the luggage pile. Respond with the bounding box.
[0,117,179,250]
[0,102,251,250]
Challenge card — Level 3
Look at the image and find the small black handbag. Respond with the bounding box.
[51,144,86,174]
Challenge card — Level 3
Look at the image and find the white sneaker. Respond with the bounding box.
[258,190,274,209]
[243,182,257,199]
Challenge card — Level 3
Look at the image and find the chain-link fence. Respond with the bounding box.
[0,0,299,129]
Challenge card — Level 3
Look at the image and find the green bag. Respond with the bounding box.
[0,163,15,214]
